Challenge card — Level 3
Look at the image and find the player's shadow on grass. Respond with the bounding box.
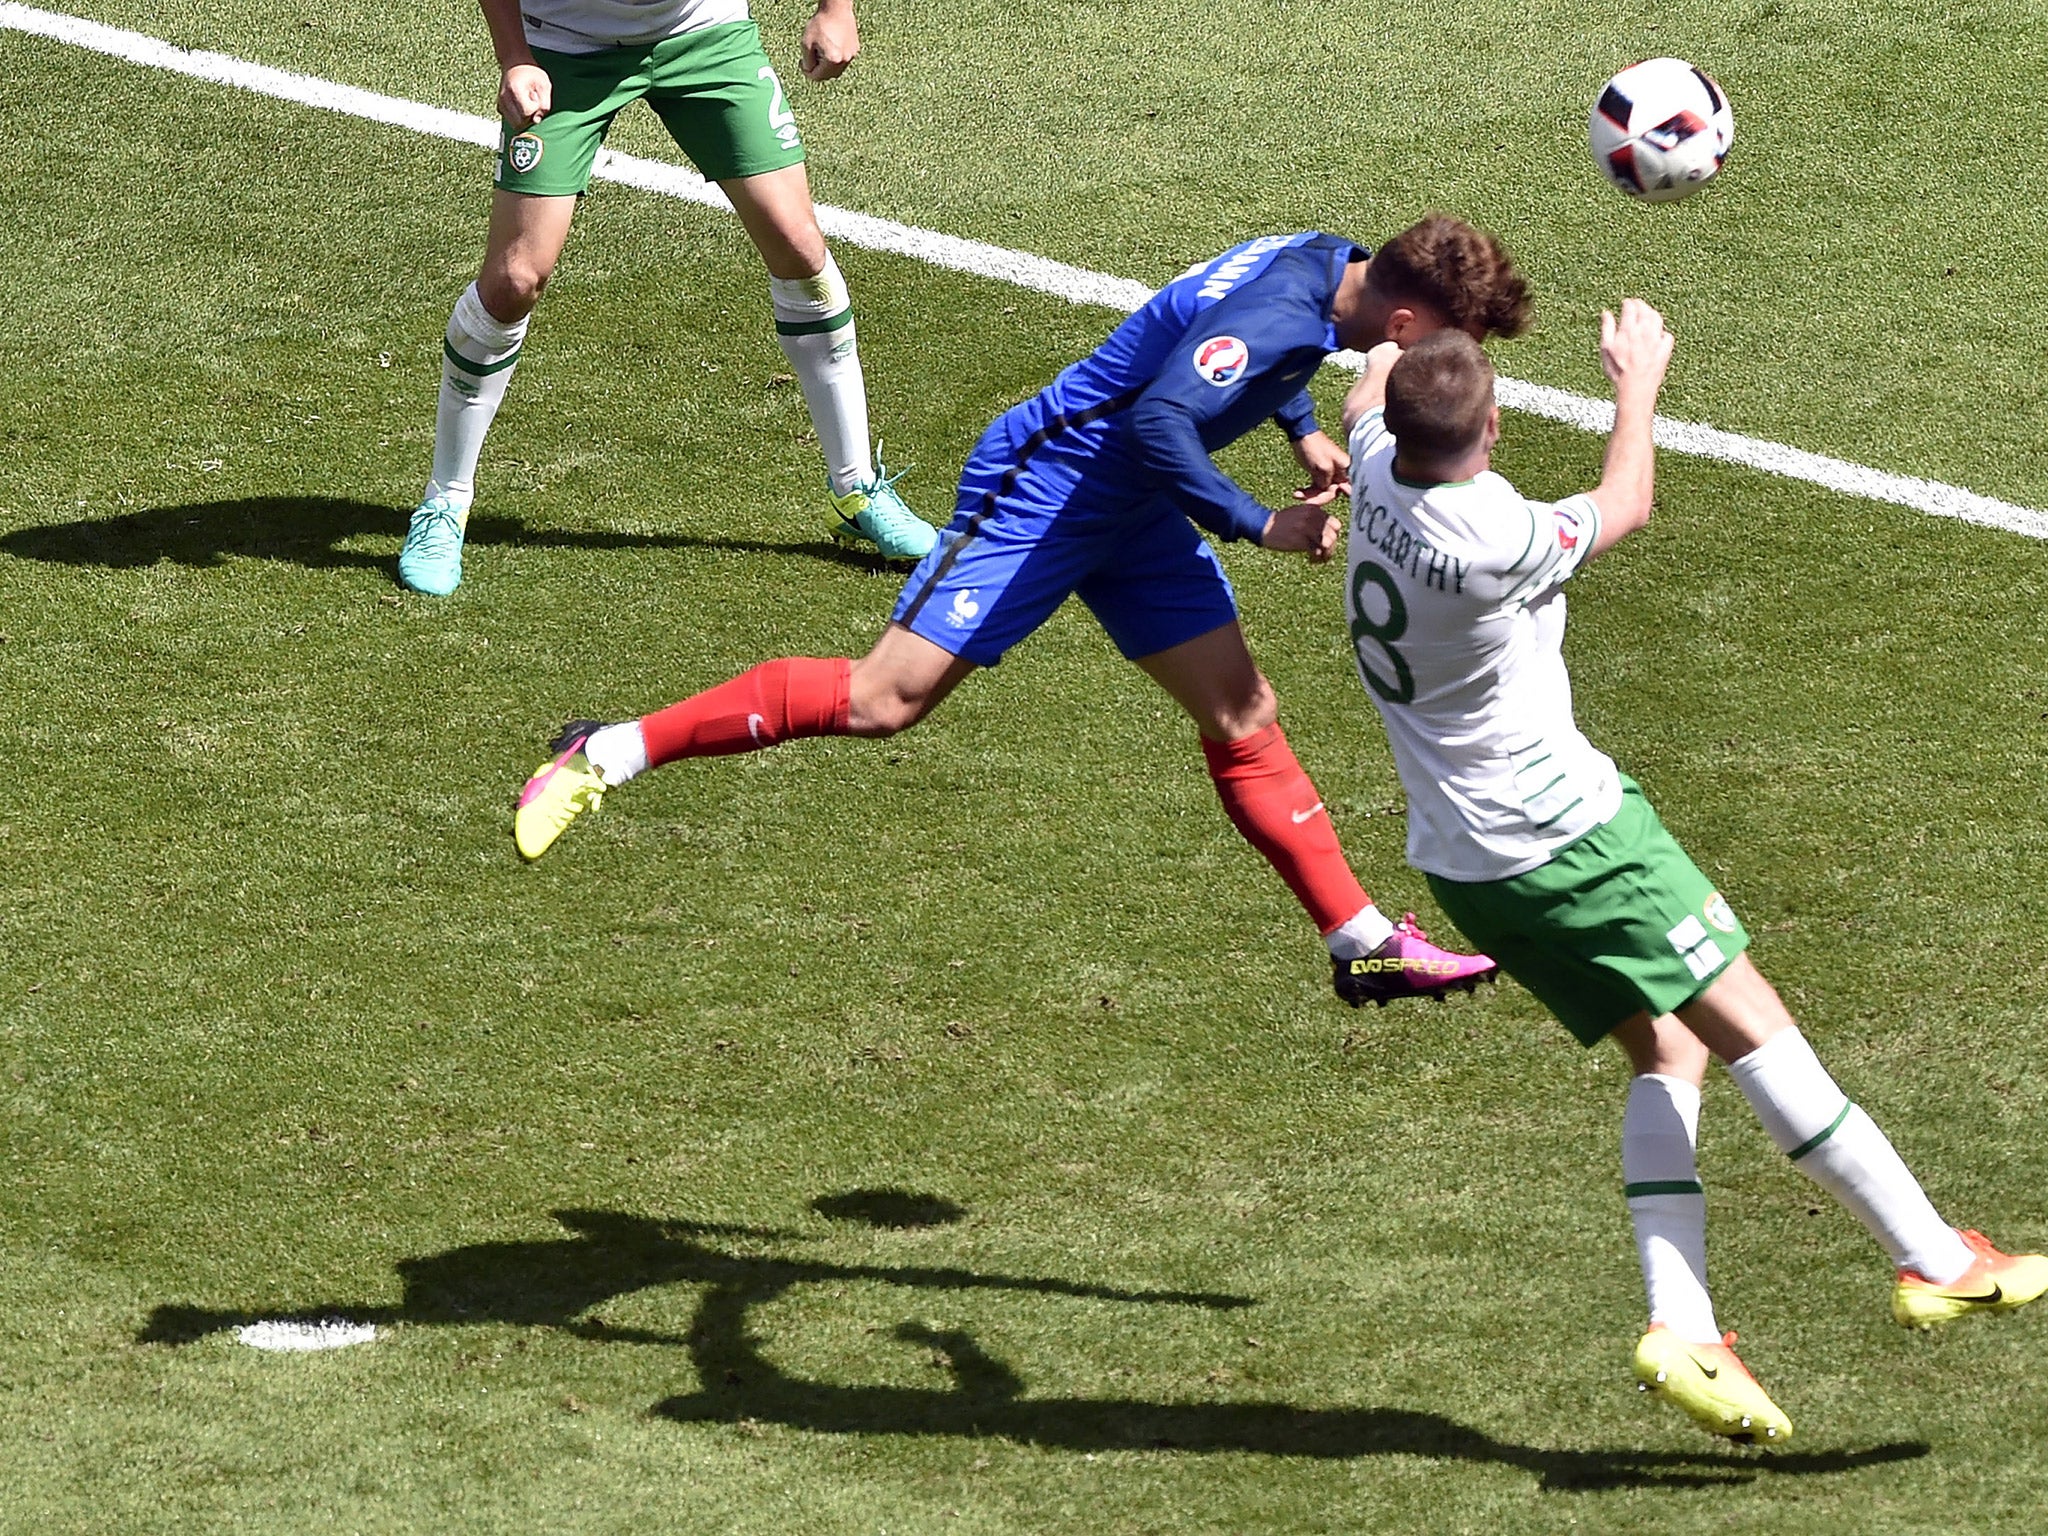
[138,1198,1926,1493]
[0,496,891,576]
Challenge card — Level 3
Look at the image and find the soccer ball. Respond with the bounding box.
[1588,58,1733,202]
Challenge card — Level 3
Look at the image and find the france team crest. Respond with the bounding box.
[1193,335,1250,386]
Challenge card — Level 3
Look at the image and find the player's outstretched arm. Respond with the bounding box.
[479,0,550,125]
[1585,299,1674,558]
[1339,341,1403,438]
[802,0,861,80]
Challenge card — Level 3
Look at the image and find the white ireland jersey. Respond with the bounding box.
[1343,408,1623,882]
[519,0,750,53]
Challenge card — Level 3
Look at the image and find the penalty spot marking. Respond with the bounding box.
[3,1,2045,543]
[236,1318,380,1352]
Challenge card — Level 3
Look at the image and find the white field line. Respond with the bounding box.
[7,0,2045,542]
[235,1318,379,1351]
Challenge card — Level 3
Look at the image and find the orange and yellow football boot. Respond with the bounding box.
[1893,1229,2048,1330]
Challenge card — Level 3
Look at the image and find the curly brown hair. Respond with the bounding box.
[1368,215,1531,340]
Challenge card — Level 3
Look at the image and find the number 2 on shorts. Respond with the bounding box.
[758,65,799,148]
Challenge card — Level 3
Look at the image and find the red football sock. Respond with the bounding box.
[640,657,852,765]
[1202,723,1371,934]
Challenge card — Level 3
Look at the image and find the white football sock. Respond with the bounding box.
[584,721,649,786]
[770,253,874,495]
[1622,1073,1719,1343]
[425,282,529,506]
[1325,904,1396,959]
[1726,1028,1973,1284]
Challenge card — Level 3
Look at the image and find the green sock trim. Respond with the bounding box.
[444,339,522,377]
[1623,1180,1705,1197]
[1788,1100,1853,1162]
[774,307,854,337]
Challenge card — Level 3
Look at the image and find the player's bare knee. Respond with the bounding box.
[478,263,550,322]
[847,698,915,738]
[1205,676,1279,740]
[1674,956,1797,1064]
[787,229,828,278]
[1614,1012,1708,1082]
[1651,1026,1711,1084]
[759,229,828,283]
[1247,676,1280,732]
[845,679,930,738]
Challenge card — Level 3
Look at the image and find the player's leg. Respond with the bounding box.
[1559,787,1994,1303]
[1129,620,1369,935]
[514,454,1064,860]
[407,46,625,594]
[1614,1011,1792,1441]
[515,624,970,861]
[405,191,576,595]
[1421,862,1723,1345]
[635,622,971,758]
[1679,956,2048,1325]
[1612,1013,1718,1344]
[1119,604,1494,1004]
[719,166,931,560]
[403,191,573,593]
[648,22,932,560]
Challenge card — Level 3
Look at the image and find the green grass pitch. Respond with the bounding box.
[2,1,2046,1531]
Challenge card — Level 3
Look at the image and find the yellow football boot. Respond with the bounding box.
[1633,1325,1792,1444]
[514,722,609,862]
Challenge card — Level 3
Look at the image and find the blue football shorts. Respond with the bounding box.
[890,429,1241,667]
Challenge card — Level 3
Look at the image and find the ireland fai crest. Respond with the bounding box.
[1703,891,1738,934]
[507,132,544,175]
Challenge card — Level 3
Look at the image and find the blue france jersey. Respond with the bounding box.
[990,231,1365,543]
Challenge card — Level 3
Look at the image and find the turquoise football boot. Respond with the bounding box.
[398,493,469,595]
[827,452,936,562]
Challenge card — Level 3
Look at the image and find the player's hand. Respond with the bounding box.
[1288,429,1351,508]
[801,1,860,80]
[500,63,552,127]
[1599,298,1674,405]
[1340,341,1403,435]
[1260,505,1341,564]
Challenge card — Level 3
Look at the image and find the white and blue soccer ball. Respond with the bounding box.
[1588,58,1733,202]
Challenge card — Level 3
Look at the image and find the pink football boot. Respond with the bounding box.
[1333,913,1498,1007]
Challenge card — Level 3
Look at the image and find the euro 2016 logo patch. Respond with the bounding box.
[507,132,545,175]
[1703,892,1739,934]
[1193,335,1249,386]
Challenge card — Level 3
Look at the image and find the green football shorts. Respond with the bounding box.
[494,21,806,196]
[1426,778,1750,1046]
